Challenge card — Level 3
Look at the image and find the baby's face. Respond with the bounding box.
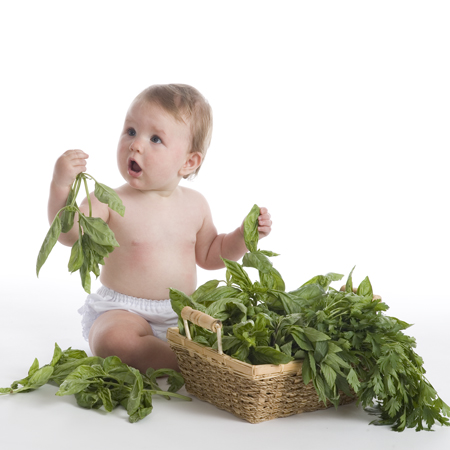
[117,99,194,193]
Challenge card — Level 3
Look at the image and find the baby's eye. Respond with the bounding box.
[127,128,136,136]
[150,135,162,144]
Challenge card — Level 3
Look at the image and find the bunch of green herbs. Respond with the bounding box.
[37,173,125,293]
[0,343,190,423]
[169,204,449,432]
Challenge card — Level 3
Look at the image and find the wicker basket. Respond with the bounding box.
[167,306,355,424]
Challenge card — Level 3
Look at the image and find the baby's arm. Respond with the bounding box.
[196,199,272,270]
[48,150,109,246]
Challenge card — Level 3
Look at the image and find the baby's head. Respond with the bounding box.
[134,84,213,179]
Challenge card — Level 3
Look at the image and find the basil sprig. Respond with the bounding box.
[169,204,450,432]
[37,173,125,293]
[0,344,190,423]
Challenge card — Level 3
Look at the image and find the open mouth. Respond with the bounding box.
[128,159,142,175]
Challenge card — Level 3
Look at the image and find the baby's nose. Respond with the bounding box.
[130,139,144,153]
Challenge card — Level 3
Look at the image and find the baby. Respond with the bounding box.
[48,84,272,373]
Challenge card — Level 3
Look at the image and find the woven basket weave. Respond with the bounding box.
[167,307,355,423]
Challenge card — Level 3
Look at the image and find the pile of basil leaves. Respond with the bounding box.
[170,204,449,432]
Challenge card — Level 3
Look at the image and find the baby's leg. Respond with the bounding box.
[88,310,179,373]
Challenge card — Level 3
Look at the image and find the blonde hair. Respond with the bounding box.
[135,84,213,179]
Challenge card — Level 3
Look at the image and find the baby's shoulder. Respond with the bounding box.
[178,186,210,213]
[178,186,207,203]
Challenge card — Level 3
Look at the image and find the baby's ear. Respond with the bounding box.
[179,152,202,176]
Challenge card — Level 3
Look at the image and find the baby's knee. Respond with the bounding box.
[89,326,133,361]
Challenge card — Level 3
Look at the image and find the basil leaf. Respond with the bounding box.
[194,285,242,306]
[94,182,125,217]
[36,215,62,276]
[98,387,115,412]
[242,251,273,274]
[68,237,84,273]
[357,276,373,298]
[206,298,247,322]
[191,280,220,302]
[260,267,285,291]
[60,187,77,233]
[301,272,344,290]
[79,257,91,294]
[27,358,40,377]
[243,204,260,253]
[221,258,252,290]
[259,250,280,257]
[127,367,143,416]
[75,391,102,409]
[169,288,201,316]
[80,215,119,247]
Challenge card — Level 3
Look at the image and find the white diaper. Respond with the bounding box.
[78,285,178,342]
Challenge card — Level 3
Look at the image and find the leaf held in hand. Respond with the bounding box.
[243,204,260,253]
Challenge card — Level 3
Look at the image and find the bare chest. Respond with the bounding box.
[109,196,202,250]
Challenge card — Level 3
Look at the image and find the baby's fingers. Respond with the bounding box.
[64,149,89,165]
[258,207,272,238]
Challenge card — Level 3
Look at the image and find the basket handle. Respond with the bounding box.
[339,285,382,301]
[181,306,223,355]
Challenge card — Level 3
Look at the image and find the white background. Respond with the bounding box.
[0,1,449,449]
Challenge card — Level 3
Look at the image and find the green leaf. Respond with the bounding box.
[98,387,115,412]
[94,181,125,217]
[259,250,280,257]
[290,327,314,351]
[345,266,356,293]
[303,327,331,343]
[221,258,252,290]
[314,341,329,363]
[56,365,105,396]
[79,215,119,248]
[68,237,84,273]
[269,290,301,314]
[301,354,312,385]
[127,367,143,416]
[260,267,286,291]
[75,391,102,409]
[242,251,273,274]
[60,184,78,233]
[194,285,241,306]
[16,366,54,392]
[243,204,260,253]
[169,288,200,317]
[251,346,294,365]
[347,368,360,392]
[357,276,373,298]
[27,358,40,377]
[301,273,344,290]
[36,215,62,276]
[320,362,337,390]
[146,369,185,393]
[205,298,247,322]
[191,280,220,302]
[280,341,293,357]
[50,343,63,367]
[289,284,325,302]
[103,356,123,372]
[232,342,251,362]
[79,258,91,294]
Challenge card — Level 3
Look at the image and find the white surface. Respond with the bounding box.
[1,1,449,448]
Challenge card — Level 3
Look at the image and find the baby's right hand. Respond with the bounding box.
[52,150,89,188]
